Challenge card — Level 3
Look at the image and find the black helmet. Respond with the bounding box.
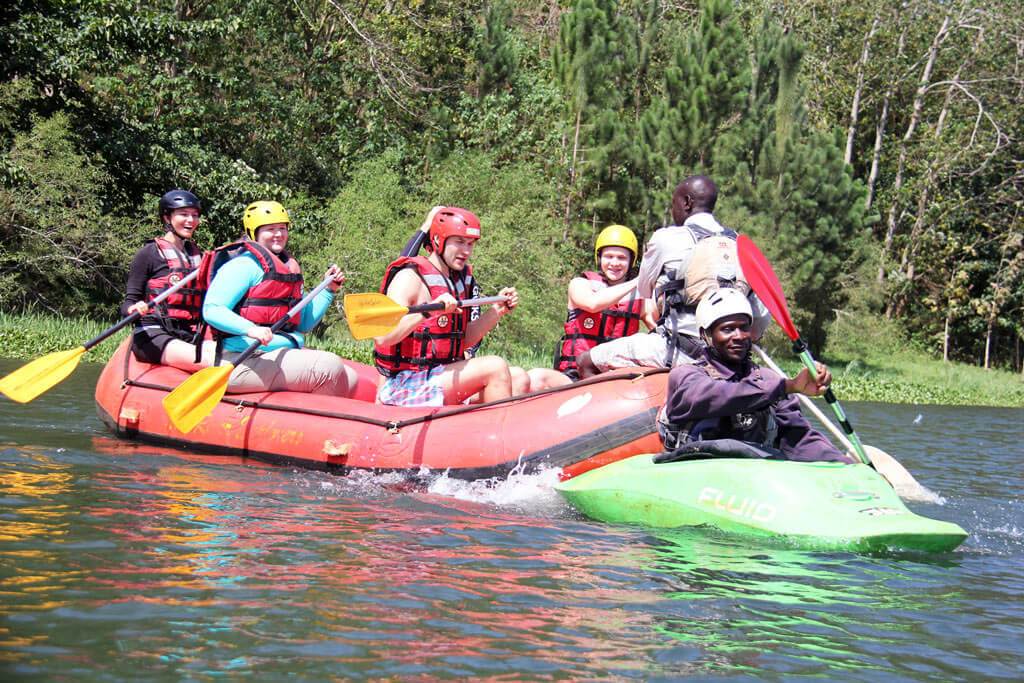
[158,189,202,218]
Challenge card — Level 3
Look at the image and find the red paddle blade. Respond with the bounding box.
[737,234,799,341]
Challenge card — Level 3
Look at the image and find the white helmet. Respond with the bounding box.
[696,288,753,332]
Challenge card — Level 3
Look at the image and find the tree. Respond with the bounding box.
[640,0,749,228]
[0,112,138,316]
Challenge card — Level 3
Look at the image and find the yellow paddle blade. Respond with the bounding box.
[162,364,234,434]
[344,293,411,340]
[0,346,88,403]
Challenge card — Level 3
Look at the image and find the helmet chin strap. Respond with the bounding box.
[436,238,457,275]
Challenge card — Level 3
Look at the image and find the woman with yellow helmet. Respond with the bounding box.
[201,200,358,396]
[553,224,657,380]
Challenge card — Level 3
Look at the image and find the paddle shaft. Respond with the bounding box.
[229,274,336,366]
[785,338,869,464]
[407,295,507,316]
[736,235,870,466]
[83,269,202,352]
[754,345,856,453]
[401,227,429,257]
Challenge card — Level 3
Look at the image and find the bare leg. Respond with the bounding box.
[436,355,513,404]
[526,367,573,390]
[509,366,531,395]
[161,339,217,373]
[576,351,600,379]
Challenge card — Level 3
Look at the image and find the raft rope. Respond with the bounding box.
[122,366,669,432]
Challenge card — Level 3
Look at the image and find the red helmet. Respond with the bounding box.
[429,207,481,252]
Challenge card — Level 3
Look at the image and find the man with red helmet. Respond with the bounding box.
[374,206,534,406]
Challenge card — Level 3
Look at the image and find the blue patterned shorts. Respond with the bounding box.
[376,366,447,407]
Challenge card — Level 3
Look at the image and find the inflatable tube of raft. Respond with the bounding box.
[95,339,668,479]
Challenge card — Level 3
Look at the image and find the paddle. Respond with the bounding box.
[0,270,202,403]
[344,293,508,340]
[753,344,931,499]
[162,273,336,434]
[736,234,870,465]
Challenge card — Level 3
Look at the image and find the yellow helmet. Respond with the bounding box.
[595,224,638,264]
[243,201,290,240]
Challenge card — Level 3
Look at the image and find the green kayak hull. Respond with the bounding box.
[556,455,967,553]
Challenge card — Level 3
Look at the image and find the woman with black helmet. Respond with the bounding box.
[120,189,216,371]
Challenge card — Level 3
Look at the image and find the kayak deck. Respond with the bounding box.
[555,455,967,553]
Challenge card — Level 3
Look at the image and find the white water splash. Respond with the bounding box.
[425,460,565,512]
[895,482,945,505]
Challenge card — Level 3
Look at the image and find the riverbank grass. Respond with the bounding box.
[2,310,1021,407]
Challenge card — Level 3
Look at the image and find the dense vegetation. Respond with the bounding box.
[2,0,1022,374]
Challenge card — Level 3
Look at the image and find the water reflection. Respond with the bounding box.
[623,527,973,673]
[1,359,1022,679]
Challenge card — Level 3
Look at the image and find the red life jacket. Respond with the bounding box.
[144,238,203,323]
[232,241,304,331]
[555,271,644,373]
[373,256,475,378]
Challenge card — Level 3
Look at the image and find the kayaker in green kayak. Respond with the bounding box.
[658,288,855,463]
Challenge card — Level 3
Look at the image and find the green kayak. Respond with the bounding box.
[555,454,967,553]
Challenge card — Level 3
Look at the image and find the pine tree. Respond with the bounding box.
[475,0,517,98]
[715,22,868,350]
[639,0,749,226]
[552,0,658,240]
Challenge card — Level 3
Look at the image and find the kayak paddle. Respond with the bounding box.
[736,234,870,465]
[0,269,201,403]
[753,344,931,499]
[162,273,335,434]
[344,293,507,340]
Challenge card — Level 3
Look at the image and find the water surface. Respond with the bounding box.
[1,360,1021,680]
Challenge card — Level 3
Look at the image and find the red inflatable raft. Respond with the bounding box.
[95,339,668,479]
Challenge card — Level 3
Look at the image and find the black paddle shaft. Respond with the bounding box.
[83,269,202,352]
[231,275,335,366]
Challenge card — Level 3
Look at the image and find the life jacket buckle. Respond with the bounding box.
[387,421,401,434]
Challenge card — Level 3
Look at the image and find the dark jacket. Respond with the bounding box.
[662,348,853,463]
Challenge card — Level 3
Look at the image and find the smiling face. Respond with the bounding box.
[164,207,201,240]
[255,222,289,254]
[598,246,632,284]
[706,313,753,364]
[440,234,476,272]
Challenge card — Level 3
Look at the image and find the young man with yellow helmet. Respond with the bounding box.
[553,224,657,380]
[201,200,358,396]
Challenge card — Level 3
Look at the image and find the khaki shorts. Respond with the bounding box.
[588,330,700,371]
[224,348,352,396]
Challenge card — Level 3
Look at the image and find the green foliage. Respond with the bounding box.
[0,310,126,359]
[0,112,138,316]
[1,0,1021,377]
[420,152,565,360]
[715,23,867,349]
[476,0,518,96]
[640,0,749,223]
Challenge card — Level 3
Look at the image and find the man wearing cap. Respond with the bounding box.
[658,288,855,463]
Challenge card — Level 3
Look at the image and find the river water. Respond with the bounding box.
[1,360,1021,680]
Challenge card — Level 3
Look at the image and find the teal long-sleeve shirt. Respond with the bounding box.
[202,253,333,353]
